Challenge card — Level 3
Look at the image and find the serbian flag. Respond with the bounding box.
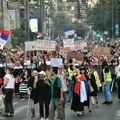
[0,30,11,47]
[64,26,75,38]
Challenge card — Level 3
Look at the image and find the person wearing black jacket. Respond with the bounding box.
[37,71,50,120]
[27,70,39,118]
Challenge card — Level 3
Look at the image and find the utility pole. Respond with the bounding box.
[40,0,45,33]
[112,0,114,39]
[0,0,3,29]
[25,0,30,41]
[77,0,81,20]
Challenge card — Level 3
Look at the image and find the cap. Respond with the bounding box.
[39,71,46,76]
[79,67,86,71]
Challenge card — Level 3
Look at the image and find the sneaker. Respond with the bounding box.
[40,117,44,120]
[102,101,108,104]
[107,101,113,105]
[45,118,49,120]
[79,111,84,116]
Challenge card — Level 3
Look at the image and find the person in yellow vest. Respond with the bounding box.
[67,65,76,104]
[115,62,120,102]
[102,61,113,105]
[88,67,99,106]
[93,69,102,90]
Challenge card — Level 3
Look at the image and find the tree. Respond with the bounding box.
[52,13,72,37]
[11,28,26,46]
[72,21,89,37]
[87,0,120,38]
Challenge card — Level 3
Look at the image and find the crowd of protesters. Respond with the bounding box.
[0,39,120,120]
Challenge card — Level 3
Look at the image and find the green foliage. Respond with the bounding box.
[87,0,120,37]
[72,21,89,37]
[52,13,72,36]
[11,28,26,46]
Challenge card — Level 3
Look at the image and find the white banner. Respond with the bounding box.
[63,39,75,50]
[51,58,63,67]
[25,40,56,51]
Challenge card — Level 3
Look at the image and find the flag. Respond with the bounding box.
[64,26,75,38]
[0,30,11,47]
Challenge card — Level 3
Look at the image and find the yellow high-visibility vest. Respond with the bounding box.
[103,66,112,81]
[68,67,76,76]
[94,71,102,87]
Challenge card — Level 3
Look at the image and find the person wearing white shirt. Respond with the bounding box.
[115,63,120,101]
[0,68,15,117]
[58,66,67,108]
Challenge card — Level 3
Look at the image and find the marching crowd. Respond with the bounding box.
[0,40,120,120]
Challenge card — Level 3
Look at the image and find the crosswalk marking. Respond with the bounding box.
[13,102,18,105]
[15,105,27,115]
[20,98,25,101]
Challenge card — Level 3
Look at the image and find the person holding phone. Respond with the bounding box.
[37,71,50,120]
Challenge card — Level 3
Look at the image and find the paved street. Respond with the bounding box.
[0,92,120,120]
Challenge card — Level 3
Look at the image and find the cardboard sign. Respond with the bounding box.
[92,47,110,56]
[59,47,72,58]
[51,58,63,67]
[25,40,56,51]
[63,39,75,50]
[67,52,84,61]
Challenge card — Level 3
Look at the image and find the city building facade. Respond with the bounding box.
[53,0,87,21]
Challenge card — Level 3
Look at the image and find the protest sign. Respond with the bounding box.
[67,52,84,61]
[59,47,72,58]
[63,39,75,50]
[46,61,51,65]
[92,47,110,56]
[25,40,56,51]
[51,58,63,67]
[24,60,31,65]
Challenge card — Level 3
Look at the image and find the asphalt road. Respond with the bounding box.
[0,92,120,120]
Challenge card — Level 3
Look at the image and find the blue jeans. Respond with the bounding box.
[102,81,112,101]
[67,80,74,103]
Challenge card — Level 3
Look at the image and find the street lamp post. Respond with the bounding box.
[112,0,114,39]
[25,0,30,41]
[40,0,45,33]
[0,0,3,29]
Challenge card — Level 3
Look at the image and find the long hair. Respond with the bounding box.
[102,61,108,69]
[5,67,14,78]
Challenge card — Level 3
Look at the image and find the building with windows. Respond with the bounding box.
[8,0,20,29]
[53,0,87,21]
